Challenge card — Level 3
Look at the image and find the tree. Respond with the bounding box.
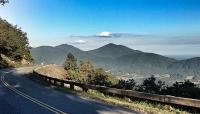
[88,68,115,87]
[164,80,200,99]
[79,61,94,75]
[138,75,165,94]
[66,69,80,81]
[64,53,79,82]
[63,53,77,71]
[116,79,126,89]
[125,79,136,90]
[116,79,136,90]
[79,60,95,83]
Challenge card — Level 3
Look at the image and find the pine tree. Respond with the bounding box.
[64,53,77,71]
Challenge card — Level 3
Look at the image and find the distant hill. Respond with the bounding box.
[30,44,112,66]
[31,44,90,65]
[30,43,200,81]
[166,55,200,60]
[113,53,176,74]
[87,43,141,59]
[167,57,200,79]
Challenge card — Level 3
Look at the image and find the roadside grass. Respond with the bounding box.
[28,73,192,114]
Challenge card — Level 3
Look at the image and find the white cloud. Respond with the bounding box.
[97,32,112,37]
[74,39,87,44]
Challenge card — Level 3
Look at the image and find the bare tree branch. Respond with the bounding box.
[0,0,9,6]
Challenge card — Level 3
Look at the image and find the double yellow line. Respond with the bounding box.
[0,72,67,114]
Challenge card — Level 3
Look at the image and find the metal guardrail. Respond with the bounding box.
[33,68,200,109]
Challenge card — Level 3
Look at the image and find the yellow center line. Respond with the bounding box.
[0,72,67,114]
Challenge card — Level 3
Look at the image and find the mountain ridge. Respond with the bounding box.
[87,43,141,59]
[30,43,200,82]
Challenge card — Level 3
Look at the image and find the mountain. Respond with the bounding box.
[31,44,87,65]
[87,43,141,59]
[30,44,112,66]
[113,53,176,74]
[166,55,200,60]
[167,57,200,79]
[30,43,200,81]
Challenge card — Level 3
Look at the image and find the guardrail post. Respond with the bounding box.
[38,74,42,79]
[60,82,64,87]
[49,79,52,84]
[54,80,57,86]
[82,87,88,92]
[70,84,74,90]
[44,77,47,81]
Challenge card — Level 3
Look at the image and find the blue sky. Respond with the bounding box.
[0,0,200,56]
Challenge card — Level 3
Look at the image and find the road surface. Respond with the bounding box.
[0,67,140,114]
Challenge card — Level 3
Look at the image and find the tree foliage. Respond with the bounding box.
[64,53,117,86]
[163,80,200,99]
[64,53,77,71]
[116,79,136,90]
[138,75,165,94]
[79,60,95,83]
[0,18,33,67]
[88,68,116,87]
[137,76,200,99]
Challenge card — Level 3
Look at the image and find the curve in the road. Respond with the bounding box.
[0,67,140,114]
[1,71,67,114]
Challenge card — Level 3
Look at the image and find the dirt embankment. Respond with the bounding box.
[36,65,67,80]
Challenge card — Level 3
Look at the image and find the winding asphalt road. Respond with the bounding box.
[0,67,140,114]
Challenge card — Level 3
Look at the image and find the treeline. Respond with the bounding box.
[64,53,200,99]
[137,76,200,99]
[0,18,33,68]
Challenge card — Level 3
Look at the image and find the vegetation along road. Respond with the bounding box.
[0,66,139,114]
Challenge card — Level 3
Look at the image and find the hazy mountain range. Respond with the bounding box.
[30,43,200,82]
